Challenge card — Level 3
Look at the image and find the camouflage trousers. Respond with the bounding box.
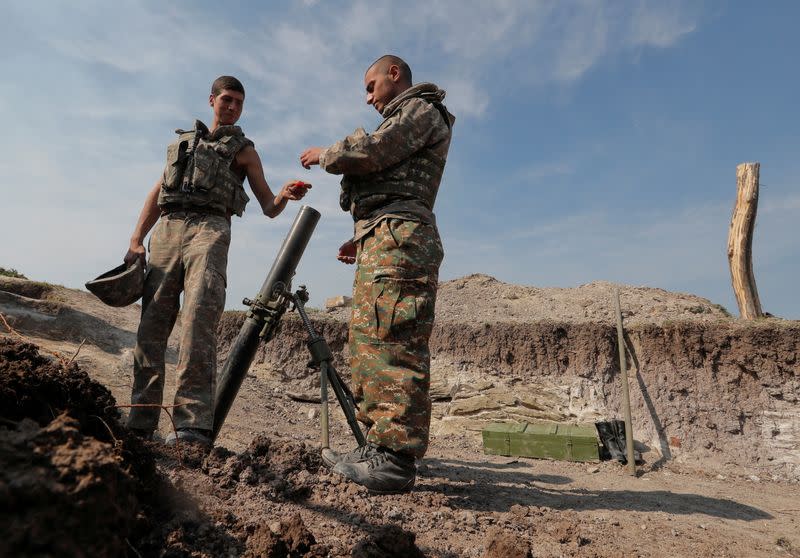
[349,218,444,459]
[127,211,230,432]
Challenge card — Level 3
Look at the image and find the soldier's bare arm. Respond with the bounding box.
[312,99,445,176]
[236,145,310,218]
[125,179,162,266]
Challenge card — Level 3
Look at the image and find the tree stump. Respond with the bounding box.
[727,162,763,319]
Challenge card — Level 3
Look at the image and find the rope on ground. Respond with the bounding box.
[0,312,74,367]
[0,312,26,341]
[66,339,87,366]
[90,414,119,445]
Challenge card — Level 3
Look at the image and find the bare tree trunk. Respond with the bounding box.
[727,162,763,319]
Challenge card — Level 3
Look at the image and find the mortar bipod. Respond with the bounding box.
[291,286,366,448]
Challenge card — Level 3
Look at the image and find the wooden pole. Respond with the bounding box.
[727,163,763,319]
[614,289,636,476]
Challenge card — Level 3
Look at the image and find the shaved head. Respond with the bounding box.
[367,55,412,86]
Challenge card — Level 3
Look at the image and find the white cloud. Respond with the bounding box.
[439,77,489,119]
[628,0,698,48]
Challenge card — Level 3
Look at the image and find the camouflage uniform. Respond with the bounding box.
[319,83,454,459]
[127,121,252,432]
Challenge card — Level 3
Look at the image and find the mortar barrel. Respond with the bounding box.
[212,205,321,441]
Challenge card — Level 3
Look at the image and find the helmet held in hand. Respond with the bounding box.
[85,259,145,307]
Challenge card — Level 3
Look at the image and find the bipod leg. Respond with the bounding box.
[292,290,366,447]
[324,361,366,447]
[320,361,330,448]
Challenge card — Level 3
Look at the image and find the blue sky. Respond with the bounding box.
[2,1,798,318]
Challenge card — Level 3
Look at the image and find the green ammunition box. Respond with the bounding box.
[482,421,600,462]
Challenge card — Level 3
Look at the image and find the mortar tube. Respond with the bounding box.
[212,205,320,442]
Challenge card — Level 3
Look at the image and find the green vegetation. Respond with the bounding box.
[0,267,27,279]
[712,303,732,317]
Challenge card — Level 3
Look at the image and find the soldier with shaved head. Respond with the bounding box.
[300,55,455,493]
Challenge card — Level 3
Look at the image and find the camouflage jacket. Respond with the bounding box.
[158,120,253,217]
[319,83,454,238]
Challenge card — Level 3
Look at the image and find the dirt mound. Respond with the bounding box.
[0,276,54,300]
[1,414,138,557]
[0,338,153,557]
[435,274,732,324]
[351,524,426,558]
[0,338,120,437]
[245,513,328,557]
[482,527,533,558]
[204,434,321,499]
[0,275,151,354]
[0,338,233,558]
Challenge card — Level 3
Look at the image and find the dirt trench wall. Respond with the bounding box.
[216,313,800,480]
[626,322,799,480]
[216,313,351,378]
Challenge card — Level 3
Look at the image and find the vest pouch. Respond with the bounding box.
[231,184,250,216]
[163,140,188,190]
[339,177,353,212]
[190,144,220,193]
[213,135,239,158]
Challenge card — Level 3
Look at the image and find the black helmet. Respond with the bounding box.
[85,259,145,307]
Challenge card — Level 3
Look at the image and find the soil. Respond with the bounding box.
[1,274,799,557]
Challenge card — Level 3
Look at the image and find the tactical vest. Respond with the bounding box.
[158,120,253,217]
[340,101,451,216]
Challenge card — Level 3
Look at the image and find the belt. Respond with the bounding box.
[160,204,227,218]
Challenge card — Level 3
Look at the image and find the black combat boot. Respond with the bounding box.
[321,444,379,468]
[332,445,416,494]
[165,427,213,448]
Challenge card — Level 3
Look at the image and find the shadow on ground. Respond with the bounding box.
[421,458,772,521]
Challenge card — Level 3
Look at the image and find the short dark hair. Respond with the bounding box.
[211,75,245,98]
[368,55,412,85]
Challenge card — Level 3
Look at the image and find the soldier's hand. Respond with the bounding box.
[337,239,356,264]
[124,242,146,267]
[300,147,322,169]
[282,180,311,200]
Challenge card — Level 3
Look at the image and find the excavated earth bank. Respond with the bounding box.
[218,274,800,481]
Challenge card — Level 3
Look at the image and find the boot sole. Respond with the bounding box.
[321,448,341,468]
[329,466,416,494]
[365,479,416,495]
